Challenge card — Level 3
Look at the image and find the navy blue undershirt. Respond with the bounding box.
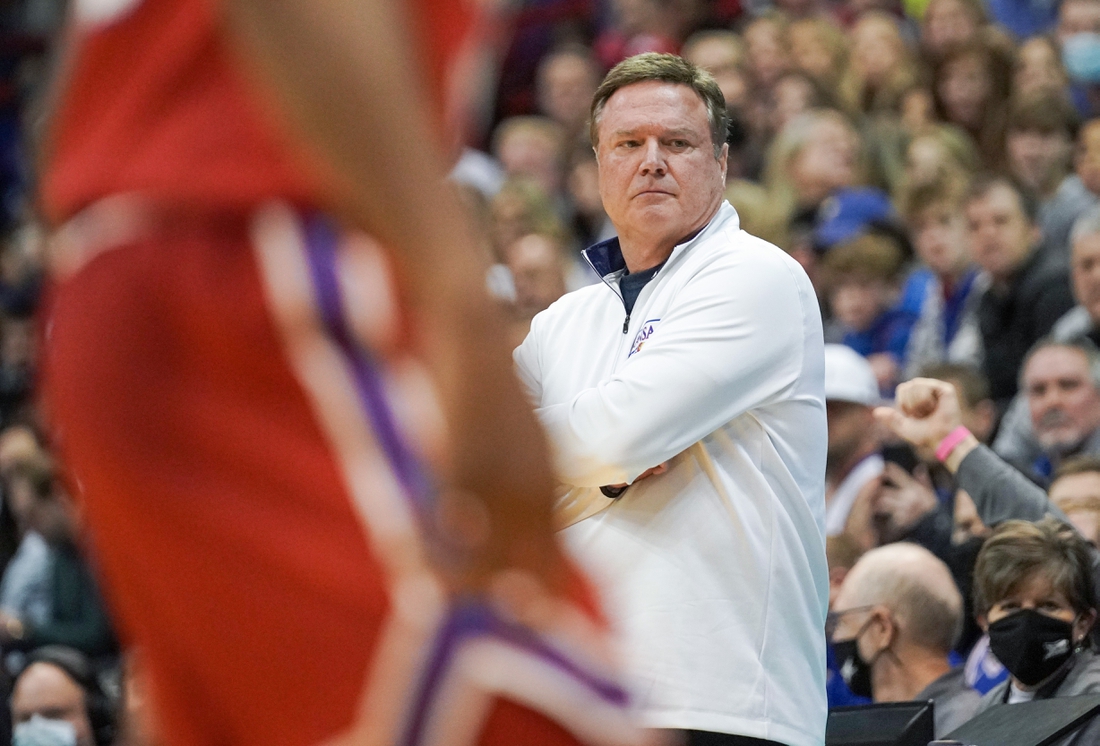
[619,261,665,315]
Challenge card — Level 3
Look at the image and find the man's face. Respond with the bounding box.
[913,202,970,277]
[595,81,727,256]
[965,183,1039,282]
[1051,471,1100,508]
[1024,345,1100,454]
[1072,232,1100,323]
[1050,471,1100,544]
[1006,129,1071,193]
[11,663,94,746]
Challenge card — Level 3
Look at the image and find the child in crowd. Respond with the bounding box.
[822,232,916,392]
[901,176,986,379]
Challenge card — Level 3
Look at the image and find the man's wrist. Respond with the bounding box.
[938,428,979,474]
[935,426,972,461]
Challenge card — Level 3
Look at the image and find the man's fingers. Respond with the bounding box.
[895,380,940,418]
[873,406,906,435]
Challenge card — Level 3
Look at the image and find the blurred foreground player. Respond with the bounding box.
[36,2,647,745]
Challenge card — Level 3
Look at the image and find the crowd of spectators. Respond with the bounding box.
[451,0,1100,740]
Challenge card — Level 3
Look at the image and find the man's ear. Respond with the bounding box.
[718,142,729,182]
[865,605,894,650]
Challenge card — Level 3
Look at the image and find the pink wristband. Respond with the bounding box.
[935,425,972,462]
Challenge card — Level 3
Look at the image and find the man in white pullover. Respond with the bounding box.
[514,53,829,746]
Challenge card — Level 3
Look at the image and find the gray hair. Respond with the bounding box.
[589,53,729,159]
[844,543,963,654]
[1071,205,1100,248]
[1021,335,1100,391]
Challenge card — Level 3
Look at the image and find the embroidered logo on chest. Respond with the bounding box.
[628,319,660,357]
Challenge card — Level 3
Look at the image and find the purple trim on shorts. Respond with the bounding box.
[401,599,630,746]
[301,215,432,517]
[299,215,630,744]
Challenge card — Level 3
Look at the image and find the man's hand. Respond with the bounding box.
[606,462,669,491]
[873,378,978,473]
[874,462,938,543]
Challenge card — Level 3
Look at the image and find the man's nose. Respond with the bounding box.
[639,139,667,175]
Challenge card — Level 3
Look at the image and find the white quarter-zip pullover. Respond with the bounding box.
[515,202,829,746]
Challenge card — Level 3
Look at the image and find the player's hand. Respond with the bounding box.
[874,462,938,542]
[873,378,963,451]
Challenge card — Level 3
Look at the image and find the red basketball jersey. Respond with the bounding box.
[39,0,474,222]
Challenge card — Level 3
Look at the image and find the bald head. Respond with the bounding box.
[836,542,963,654]
[11,661,94,746]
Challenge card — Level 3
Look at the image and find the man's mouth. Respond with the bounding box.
[1038,409,1072,429]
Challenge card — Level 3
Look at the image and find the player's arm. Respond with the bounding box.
[218,0,564,591]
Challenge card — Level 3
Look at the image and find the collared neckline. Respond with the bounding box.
[581,201,739,282]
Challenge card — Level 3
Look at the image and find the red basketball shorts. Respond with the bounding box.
[41,199,647,746]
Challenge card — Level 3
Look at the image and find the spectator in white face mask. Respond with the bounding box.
[9,646,114,746]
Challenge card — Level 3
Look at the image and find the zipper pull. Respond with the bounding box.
[622,314,630,334]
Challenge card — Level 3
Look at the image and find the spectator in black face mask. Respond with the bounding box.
[828,542,981,737]
[971,517,1100,745]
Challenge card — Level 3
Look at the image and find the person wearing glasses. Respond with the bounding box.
[828,542,981,737]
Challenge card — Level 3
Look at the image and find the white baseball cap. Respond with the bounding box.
[823,344,879,406]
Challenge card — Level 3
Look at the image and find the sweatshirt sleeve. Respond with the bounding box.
[955,444,1064,525]
[513,319,543,406]
[535,246,810,487]
[955,445,1100,614]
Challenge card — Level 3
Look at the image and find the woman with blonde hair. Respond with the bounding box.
[789,17,848,99]
[838,12,921,118]
[761,108,864,247]
[895,124,981,209]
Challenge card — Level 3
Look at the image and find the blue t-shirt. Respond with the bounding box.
[619,262,665,316]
